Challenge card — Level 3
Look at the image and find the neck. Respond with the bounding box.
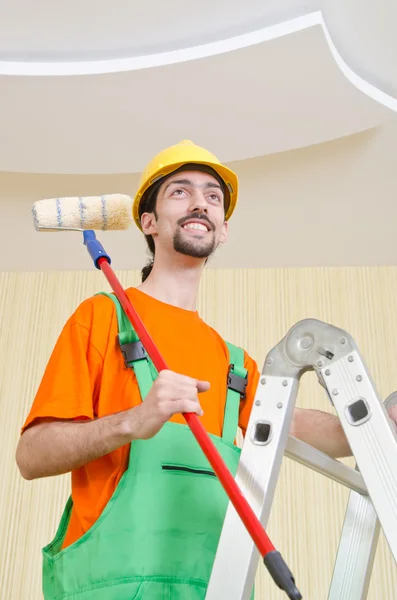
[138,253,205,311]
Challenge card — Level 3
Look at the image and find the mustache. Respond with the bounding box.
[177,214,215,231]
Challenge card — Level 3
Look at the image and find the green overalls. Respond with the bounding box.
[42,294,249,599]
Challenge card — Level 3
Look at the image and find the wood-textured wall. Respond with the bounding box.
[1,267,396,598]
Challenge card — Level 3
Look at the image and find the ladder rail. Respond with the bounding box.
[206,375,299,599]
[328,392,397,600]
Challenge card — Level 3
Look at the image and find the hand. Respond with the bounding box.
[128,370,210,440]
[388,405,397,433]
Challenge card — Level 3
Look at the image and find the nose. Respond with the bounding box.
[188,189,208,214]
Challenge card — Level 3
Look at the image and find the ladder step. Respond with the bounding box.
[285,436,367,495]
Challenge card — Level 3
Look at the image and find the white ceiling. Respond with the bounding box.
[0,1,396,175]
[0,21,393,175]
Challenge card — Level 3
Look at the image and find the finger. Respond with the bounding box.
[158,370,210,392]
[178,382,210,396]
[172,400,204,417]
[196,380,210,393]
[163,381,203,400]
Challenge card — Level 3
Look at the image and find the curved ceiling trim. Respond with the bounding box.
[0,14,317,76]
[320,16,397,112]
[0,11,395,114]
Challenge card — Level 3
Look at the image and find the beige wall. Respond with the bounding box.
[1,267,396,599]
[1,119,397,272]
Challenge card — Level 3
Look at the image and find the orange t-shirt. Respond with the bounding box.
[22,288,259,549]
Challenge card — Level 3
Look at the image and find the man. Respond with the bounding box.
[16,140,397,599]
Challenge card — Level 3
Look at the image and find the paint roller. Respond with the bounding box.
[32,194,302,600]
[32,195,133,232]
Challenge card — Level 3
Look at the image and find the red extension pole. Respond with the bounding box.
[97,256,301,600]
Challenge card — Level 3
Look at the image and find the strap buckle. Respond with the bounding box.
[118,336,147,367]
[227,365,248,399]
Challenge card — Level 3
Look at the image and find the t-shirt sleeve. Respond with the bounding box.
[21,302,104,433]
[238,351,260,436]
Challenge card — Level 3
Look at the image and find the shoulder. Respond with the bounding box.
[204,323,259,377]
[70,291,119,328]
[67,291,122,356]
[243,350,260,378]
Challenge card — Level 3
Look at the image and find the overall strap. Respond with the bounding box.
[96,292,157,400]
[223,342,248,444]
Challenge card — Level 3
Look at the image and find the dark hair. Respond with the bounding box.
[138,164,227,282]
[139,181,161,282]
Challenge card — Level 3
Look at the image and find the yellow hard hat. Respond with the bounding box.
[132,140,238,230]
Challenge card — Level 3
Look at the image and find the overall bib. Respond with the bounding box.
[42,294,249,599]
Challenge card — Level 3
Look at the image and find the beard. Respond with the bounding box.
[173,215,217,258]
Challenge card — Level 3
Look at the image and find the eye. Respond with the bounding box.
[171,188,187,197]
[208,193,222,204]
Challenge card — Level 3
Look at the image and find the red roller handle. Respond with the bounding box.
[97,257,302,599]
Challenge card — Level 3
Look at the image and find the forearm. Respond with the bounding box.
[290,407,352,458]
[16,411,135,480]
[17,371,208,481]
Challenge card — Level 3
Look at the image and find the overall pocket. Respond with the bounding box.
[161,463,216,477]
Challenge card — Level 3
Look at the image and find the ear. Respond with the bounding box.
[140,212,158,236]
[219,220,228,244]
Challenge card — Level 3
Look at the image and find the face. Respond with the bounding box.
[141,170,228,260]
